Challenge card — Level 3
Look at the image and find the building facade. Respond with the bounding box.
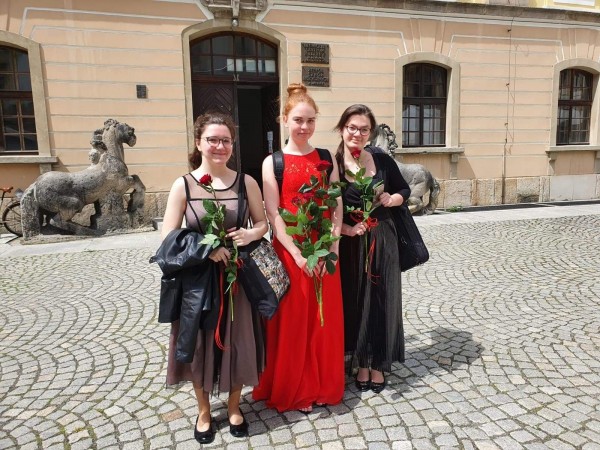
[1,0,600,219]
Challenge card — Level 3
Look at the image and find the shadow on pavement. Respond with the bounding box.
[389,327,483,399]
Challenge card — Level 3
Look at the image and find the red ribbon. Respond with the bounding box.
[214,269,226,350]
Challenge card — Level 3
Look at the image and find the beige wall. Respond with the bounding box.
[1,0,599,211]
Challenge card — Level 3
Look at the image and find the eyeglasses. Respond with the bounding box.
[202,136,233,148]
[345,125,371,136]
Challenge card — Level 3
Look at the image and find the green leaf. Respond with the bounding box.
[279,208,297,222]
[307,254,319,270]
[326,259,336,274]
[200,234,219,246]
[285,225,304,236]
[314,249,329,258]
[203,200,218,214]
[297,212,309,225]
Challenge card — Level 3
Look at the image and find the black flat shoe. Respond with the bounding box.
[354,377,371,392]
[229,412,249,438]
[194,415,215,444]
[370,380,385,394]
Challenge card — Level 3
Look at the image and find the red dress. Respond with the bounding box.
[252,150,345,412]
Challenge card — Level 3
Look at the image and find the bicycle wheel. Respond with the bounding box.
[2,202,23,236]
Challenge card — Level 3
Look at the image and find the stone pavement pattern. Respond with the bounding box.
[1,205,600,449]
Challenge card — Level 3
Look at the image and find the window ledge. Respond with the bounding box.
[393,147,464,180]
[546,146,600,162]
[396,146,465,155]
[0,155,57,164]
[547,145,600,153]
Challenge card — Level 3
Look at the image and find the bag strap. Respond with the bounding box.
[272,148,333,193]
[182,174,202,231]
[236,173,247,229]
[273,151,285,193]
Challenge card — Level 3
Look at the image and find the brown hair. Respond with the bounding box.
[333,104,377,173]
[189,112,237,169]
[282,82,319,118]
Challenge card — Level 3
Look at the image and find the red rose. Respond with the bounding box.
[199,174,212,186]
[292,196,304,207]
[351,149,362,160]
[350,210,364,222]
[315,160,332,172]
[302,192,314,201]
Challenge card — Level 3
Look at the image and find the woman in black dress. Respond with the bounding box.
[335,104,410,393]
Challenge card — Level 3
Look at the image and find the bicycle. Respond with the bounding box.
[1,186,24,237]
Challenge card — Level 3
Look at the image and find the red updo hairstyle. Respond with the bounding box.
[282,82,319,119]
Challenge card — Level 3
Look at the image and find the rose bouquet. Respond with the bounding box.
[345,149,383,273]
[279,159,342,326]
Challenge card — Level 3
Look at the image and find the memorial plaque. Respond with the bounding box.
[301,43,329,64]
[302,66,330,87]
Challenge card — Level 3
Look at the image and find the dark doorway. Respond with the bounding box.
[190,33,280,187]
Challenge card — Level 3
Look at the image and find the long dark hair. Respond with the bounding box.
[189,112,237,170]
[332,104,377,175]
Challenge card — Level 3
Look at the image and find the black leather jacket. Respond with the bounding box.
[150,228,219,363]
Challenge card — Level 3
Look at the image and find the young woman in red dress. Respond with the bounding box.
[252,83,345,413]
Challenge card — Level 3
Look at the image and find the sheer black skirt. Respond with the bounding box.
[340,214,405,373]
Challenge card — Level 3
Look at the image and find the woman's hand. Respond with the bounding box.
[352,222,367,236]
[226,227,254,247]
[209,247,231,264]
[293,253,314,276]
[379,192,403,208]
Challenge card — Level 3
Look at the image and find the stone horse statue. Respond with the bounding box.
[21,119,146,239]
[371,124,440,215]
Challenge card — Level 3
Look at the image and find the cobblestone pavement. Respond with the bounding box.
[1,205,600,450]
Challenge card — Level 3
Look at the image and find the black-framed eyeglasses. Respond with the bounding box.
[202,136,233,148]
[345,125,371,136]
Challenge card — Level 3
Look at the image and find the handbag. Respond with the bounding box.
[234,174,289,319]
[237,238,290,319]
[393,205,430,272]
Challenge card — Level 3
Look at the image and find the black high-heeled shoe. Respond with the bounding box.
[354,376,371,392]
[194,415,215,444]
[370,378,385,394]
[228,411,249,438]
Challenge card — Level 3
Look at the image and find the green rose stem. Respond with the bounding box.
[346,150,382,275]
[197,174,239,348]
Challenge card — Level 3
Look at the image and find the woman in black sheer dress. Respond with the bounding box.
[335,104,410,393]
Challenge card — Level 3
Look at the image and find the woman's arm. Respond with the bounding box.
[328,153,343,256]
[161,177,186,239]
[226,175,268,246]
[262,155,311,274]
[377,154,411,208]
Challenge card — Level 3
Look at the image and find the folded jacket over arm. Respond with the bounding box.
[150,228,219,363]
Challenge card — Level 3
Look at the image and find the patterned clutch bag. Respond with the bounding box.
[238,238,290,319]
[249,238,290,300]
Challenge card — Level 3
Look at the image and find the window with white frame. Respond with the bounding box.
[557,68,592,145]
[402,63,447,147]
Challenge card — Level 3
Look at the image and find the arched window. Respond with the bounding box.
[402,63,447,147]
[190,33,277,81]
[557,69,592,145]
[0,45,36,153]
